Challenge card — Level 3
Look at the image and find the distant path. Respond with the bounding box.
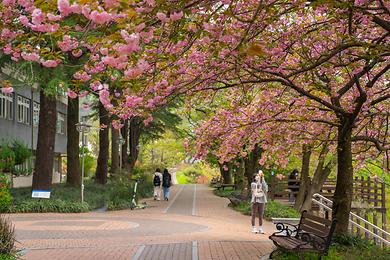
[10,185,275,259]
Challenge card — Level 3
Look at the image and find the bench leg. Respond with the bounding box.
[269,249,281,259]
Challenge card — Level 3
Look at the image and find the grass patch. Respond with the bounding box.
[176,173,192,184]
[213,187,237,197]
[3,175,153,213]
[0,254,16,260]
[274,233,390,260]
[213,188,300,219]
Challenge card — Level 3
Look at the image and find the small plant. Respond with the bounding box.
[0,146,15,173]
[0,215,16,257]
[12,140,32,166]
[0,174,12,211]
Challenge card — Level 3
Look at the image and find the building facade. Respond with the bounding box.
[0,73,68,185]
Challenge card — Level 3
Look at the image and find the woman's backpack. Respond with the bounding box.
[153,174,161,186]
[163,173,171,187]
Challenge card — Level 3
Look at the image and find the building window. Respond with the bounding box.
[17,95,31,125]
[33,102,40,127]
[0,92,13,120]
[57,113,65,134]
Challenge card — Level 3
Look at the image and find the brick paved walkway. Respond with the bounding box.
[9,184,275,259]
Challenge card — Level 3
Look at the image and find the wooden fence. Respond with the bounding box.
[269,175,388,244]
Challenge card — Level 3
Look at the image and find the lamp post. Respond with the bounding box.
[118,134,125,171]
[76,122,91,203]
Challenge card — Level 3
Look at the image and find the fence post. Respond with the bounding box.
[381,180,387,246]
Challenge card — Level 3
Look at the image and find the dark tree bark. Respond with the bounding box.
[32,90,57,190]
[234,159,245,190]
[111,124,119,174]
[128,117,141,173]
[219,162,232,184]
[295,144,334,212]
[333,120,354,233]
[243,144,262,190]
[121,119,131,171]
[294,145,312,211]
[95,103,109,184]
[66,96,80,187]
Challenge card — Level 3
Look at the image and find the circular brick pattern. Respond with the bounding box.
[15,219,139,231]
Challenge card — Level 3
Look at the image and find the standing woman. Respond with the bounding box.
[251,170,268,234]
[162,169,172,201]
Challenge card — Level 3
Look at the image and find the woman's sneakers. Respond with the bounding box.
[258,226,264,234]
[252,226,258,233]
[252,226,264,234]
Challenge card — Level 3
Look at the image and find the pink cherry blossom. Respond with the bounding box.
[40,59,60,67]
[156,12,169,22]
[21,52,40,62]
[124,67,142,79]
[89,10,112,24]
[143,116,153,126]
[72,49,83,57]
[1,87,14,94]
[57,0,71,16]
[67,89,77,99]
[170,11,183,21]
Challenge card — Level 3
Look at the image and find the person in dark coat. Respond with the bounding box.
[162,169,172,201]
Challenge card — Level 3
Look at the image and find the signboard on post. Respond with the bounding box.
[32,190,51,199]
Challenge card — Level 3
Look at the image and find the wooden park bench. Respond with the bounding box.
[269,210,337,259]
[216,184,236,190]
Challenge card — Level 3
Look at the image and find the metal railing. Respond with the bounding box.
[312,193,390,247]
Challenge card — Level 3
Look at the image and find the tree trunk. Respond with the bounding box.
[66,96,80,187]
[294,145,312,211]
[128,117,141,173]
[333,121,354,233]
[111,125,119,173]
[32,90,57,190]
[95,103,109,184]
[234,159,245,190]
[121,120,131,171]
[244,144,262,190]
[219,162,232,184]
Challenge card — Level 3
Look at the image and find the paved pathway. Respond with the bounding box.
[9,184,275,259]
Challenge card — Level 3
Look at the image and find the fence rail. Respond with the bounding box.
[312,193,389,247]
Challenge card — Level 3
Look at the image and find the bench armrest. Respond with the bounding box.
[271,222,299,237]
[297,231,328,251]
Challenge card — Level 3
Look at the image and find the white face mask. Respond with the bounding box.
[255,176,260,181]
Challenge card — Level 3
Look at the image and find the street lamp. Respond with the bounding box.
[118,133,125,171]
[76,122,91,203]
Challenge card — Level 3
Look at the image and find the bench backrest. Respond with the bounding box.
[297,210,337,253]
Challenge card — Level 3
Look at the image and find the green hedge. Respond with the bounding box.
[275,234,390,260]
[213,188,299,219]
[3,174,153,213]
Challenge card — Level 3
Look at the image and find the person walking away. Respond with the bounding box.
[153,168,163,201]
[162,169,172,201]
[251,170,268,234]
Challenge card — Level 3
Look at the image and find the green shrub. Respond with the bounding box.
[0,215,15,257]
[12,140,32,166]
[274,234,390,260]
[79,147,96,177]
[213,187,240,198]
[3,174,153,213]
[0,174,12,211]
[230,200,300,219]
[264,200,300,219]
[5,200,90,213]
[0,147,15,173]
